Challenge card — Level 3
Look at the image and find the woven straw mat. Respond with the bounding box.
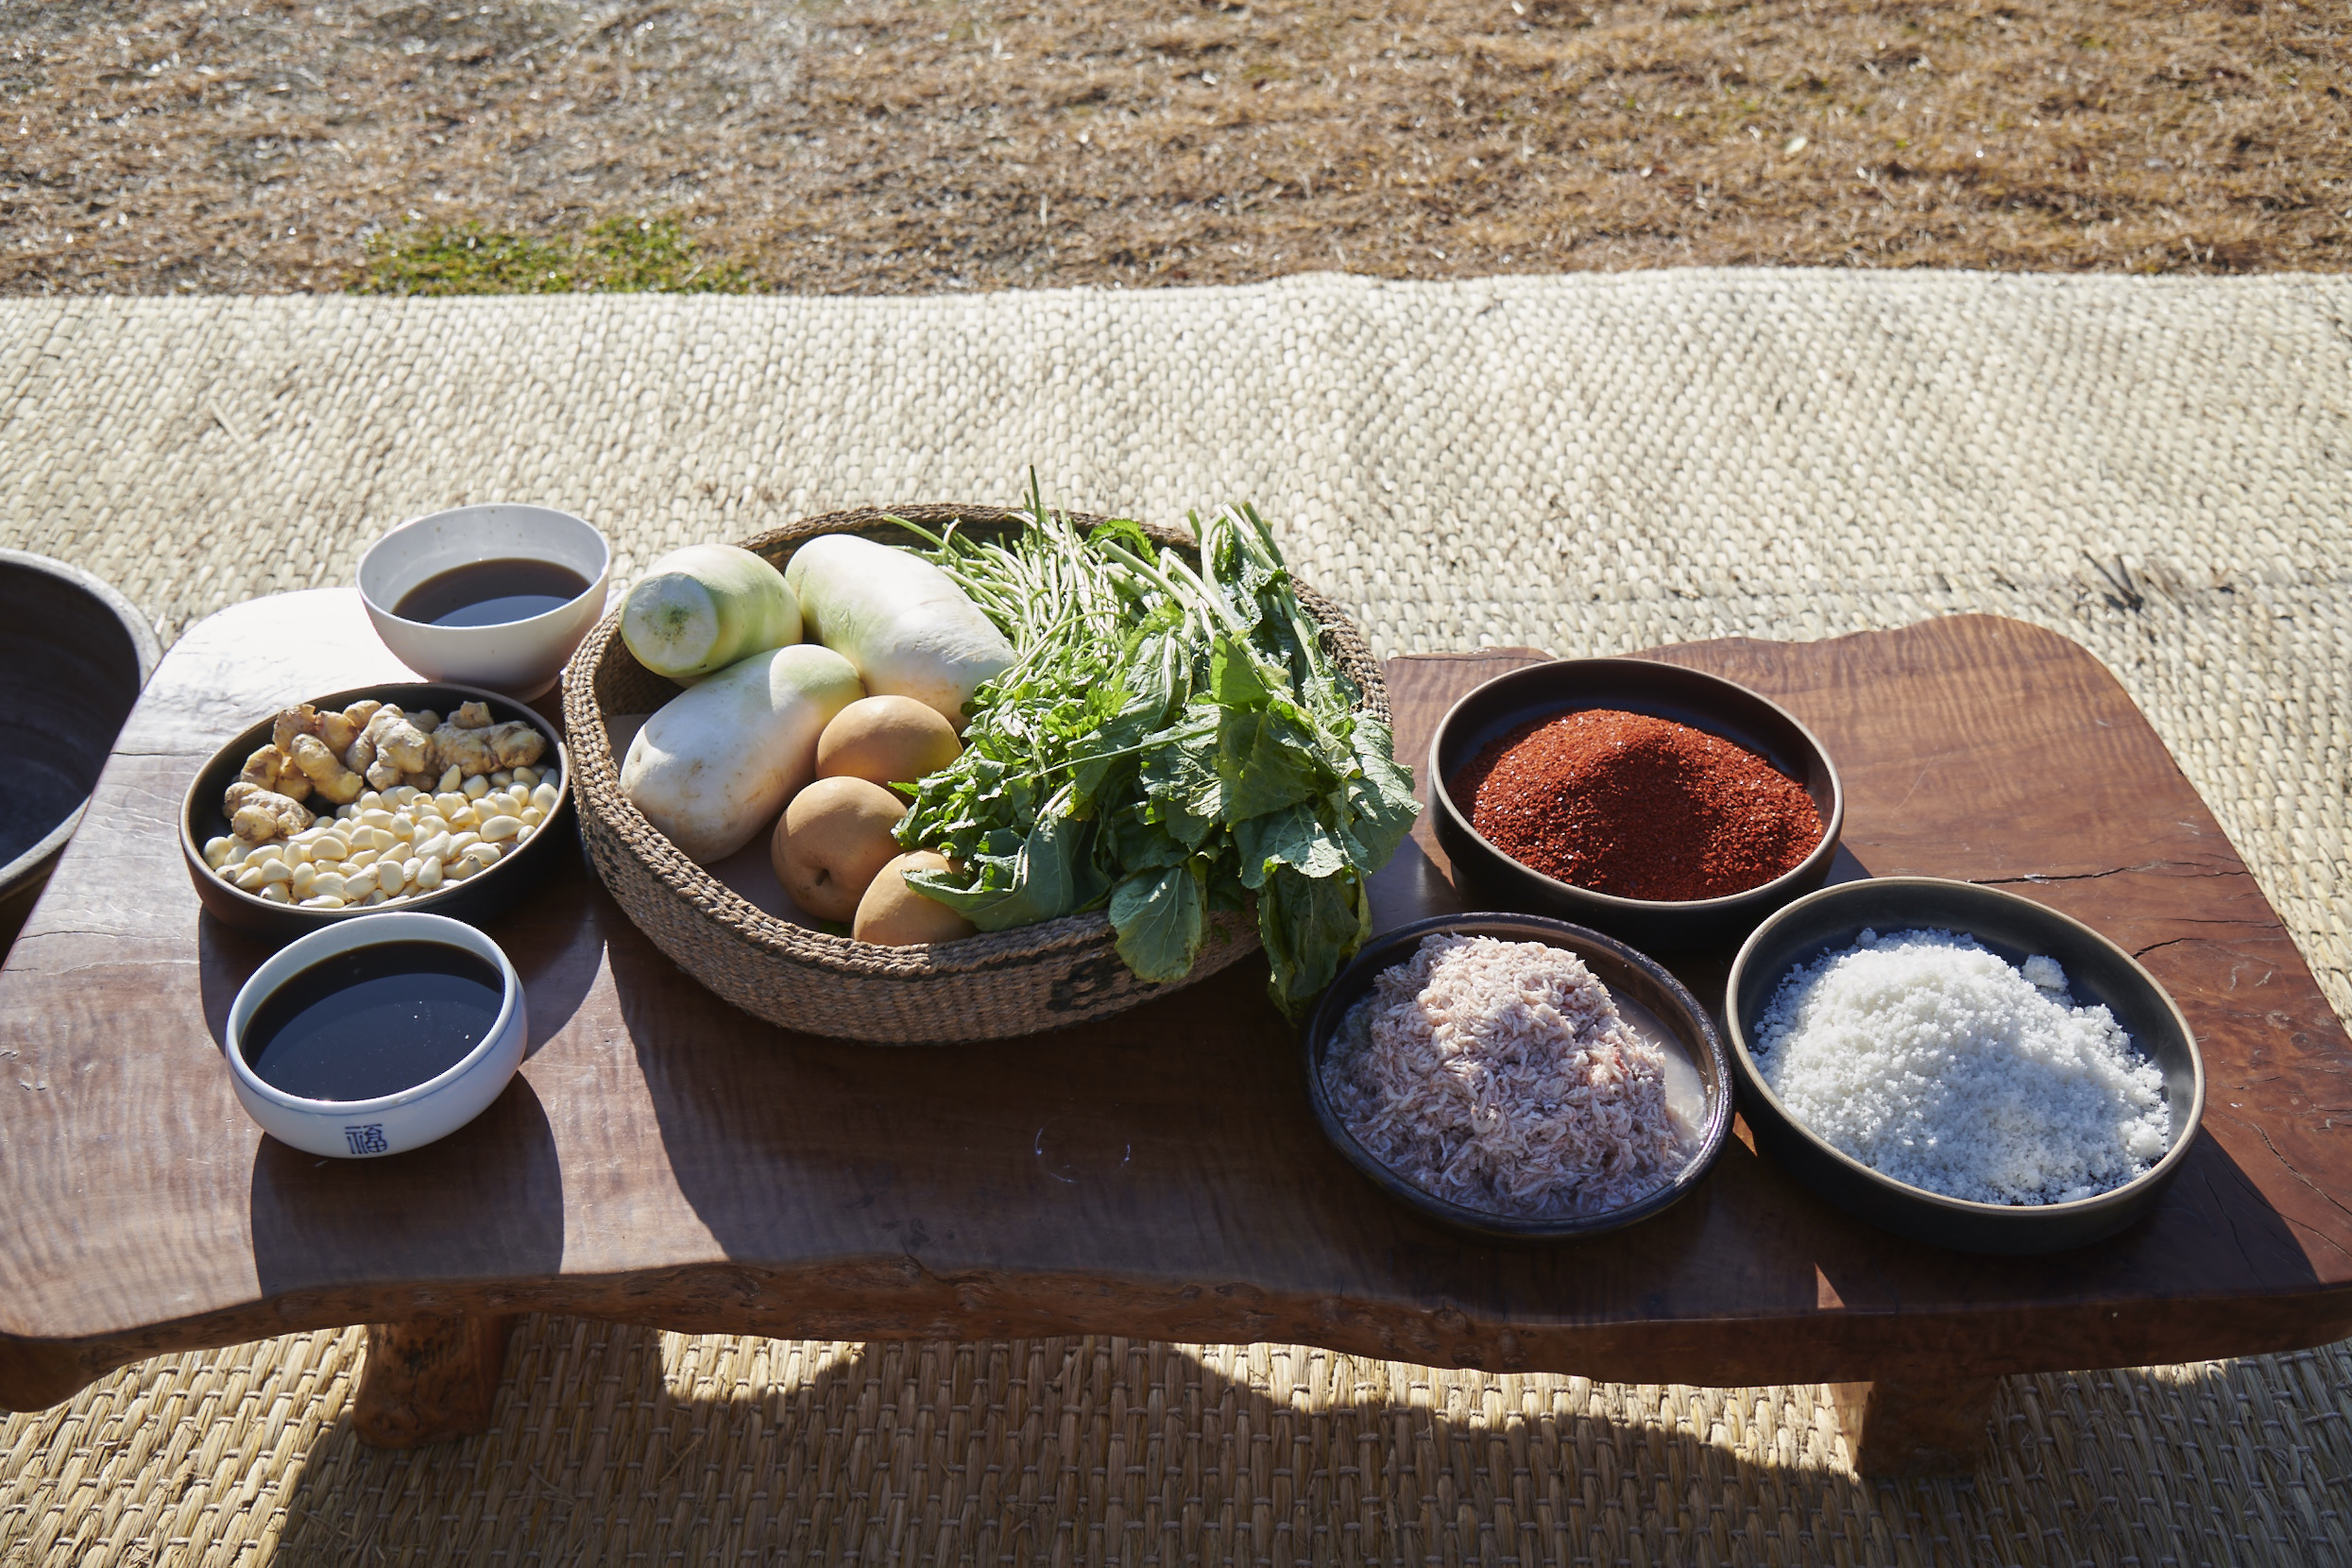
[1,273,2346,1566]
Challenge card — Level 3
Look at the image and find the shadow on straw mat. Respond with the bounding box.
[256,1317,2272,1561]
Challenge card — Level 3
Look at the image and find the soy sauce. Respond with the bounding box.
[241,941,504,1101]
[393,557,589,628]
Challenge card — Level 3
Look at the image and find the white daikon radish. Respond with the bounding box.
[621,644,864,861]
[622,544,801,681]
[785,535,1014,731]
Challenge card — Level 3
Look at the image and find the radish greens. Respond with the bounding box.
[887,486,1419,1014]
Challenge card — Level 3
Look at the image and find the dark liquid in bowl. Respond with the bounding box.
[240,941,504,1101]
[394,558,589,627]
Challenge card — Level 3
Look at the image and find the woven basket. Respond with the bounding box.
[562,504,1389,1043]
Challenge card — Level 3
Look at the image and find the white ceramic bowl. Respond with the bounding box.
[359,503,610,699]
[224,912,528,1159]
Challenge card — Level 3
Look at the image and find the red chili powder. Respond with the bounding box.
[1450,709,1823,902]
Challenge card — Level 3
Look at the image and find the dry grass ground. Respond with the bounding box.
[3,0,2346,293]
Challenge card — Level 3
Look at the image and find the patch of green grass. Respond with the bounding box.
[354,215,756,296]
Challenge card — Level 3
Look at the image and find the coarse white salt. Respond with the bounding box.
[1754,928,2170,1205]
[1322,933,1689,1219]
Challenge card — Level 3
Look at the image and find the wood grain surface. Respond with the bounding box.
[2,594,2346,1414]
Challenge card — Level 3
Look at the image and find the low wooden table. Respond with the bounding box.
[3,593,2346,1475]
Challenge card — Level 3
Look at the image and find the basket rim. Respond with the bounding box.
[561,502,1387,983]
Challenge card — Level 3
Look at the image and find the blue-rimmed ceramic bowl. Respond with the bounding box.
[224,911,527,1159]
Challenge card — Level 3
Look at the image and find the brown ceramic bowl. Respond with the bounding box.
[1428,658,1843,952]
[179,681,571,945]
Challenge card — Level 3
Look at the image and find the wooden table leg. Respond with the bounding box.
[353,1314,516,1448]
[1829,1377,2001,1477]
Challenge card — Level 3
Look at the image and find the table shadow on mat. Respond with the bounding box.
[261,1317,2340,1568]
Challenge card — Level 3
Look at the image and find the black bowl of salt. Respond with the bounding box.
[1725,877,2206,1254]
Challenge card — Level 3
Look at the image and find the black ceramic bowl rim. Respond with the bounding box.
[1302,912,1736,1242]
[179,681,570,928]
[0,549,162,895]
[1428,657,1846,920]
[1724,876,2208,1229]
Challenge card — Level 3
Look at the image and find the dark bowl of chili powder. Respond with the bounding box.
[1430,659,1844,951]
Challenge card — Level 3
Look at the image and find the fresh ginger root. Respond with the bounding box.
[345,704,434,790]
[317,707,363,756]
[272,699,378,762]
[431,720,497,777]
[288,732,366,803]
[344,706,400,788]
[485,721,546,770]
[223,696,539,839]
[271,705,322,756]
[377,712,432,772]
[224,781,315,842]
[237,743,311,803]
[399,712,445,790]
